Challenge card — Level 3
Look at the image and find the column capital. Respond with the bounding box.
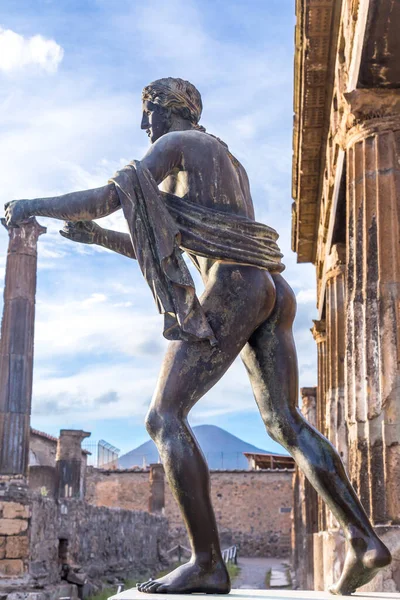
[311,319,326,344]
[342,89,400,147]
[344,89,400,124]
[325,243,346,282]
[2,217,47,256]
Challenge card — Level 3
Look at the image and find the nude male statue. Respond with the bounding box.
[4,78,391,595]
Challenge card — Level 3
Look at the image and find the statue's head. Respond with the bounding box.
[141,77,203,143]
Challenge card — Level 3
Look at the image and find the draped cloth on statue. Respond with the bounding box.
[109,161,284,345]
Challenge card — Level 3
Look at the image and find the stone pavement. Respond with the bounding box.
[234,557,289,590]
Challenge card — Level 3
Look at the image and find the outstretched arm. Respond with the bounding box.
[60,220,136,259]
[4,183,120,227]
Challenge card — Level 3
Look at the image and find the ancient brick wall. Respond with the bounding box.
[0,496,31,578]
[165,471,293,557]
[85,467,150,511]
[0,477,167,588]
[28,495,168,588]
[58,501,167,580]
[86,468,293,557]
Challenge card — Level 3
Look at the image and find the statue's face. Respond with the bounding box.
[141,100,169,144]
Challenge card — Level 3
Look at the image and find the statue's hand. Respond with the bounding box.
[4,200,31,227]
[60,220,101,245]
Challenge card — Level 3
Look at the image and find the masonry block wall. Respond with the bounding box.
[28,495,168,587]
[0,494,30,578]
[86,468,293,557]
[86,467,150,510]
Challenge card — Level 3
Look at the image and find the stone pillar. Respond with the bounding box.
[0,218,46,477]
[56,430,90,499]
[346,115,400,525]
[301,386,318,428]
[311,320,327,437]
[311,320,327,532]
[301,388,319,590]
[148,463,165,513]
[325,243,348,466]
[293,388,319,590]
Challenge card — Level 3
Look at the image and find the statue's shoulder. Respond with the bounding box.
[147,131,215,164]
[158,130,215,149]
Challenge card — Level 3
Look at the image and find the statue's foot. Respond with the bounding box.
[137,559,230,594]
[328,533,391,595]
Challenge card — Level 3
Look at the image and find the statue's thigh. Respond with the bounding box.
[151,265,270,416]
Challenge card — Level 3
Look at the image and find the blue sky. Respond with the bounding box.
[0,0,317,455]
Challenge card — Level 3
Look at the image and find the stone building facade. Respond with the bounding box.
[86,466,294,558]
[292,0,400,592]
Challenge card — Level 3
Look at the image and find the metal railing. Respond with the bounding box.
[120,452,252,470]
[82,439,120,468]
[167,544,191,563]
[222,545,238,564]
[167,543,237,565]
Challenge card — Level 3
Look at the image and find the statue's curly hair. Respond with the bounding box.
[142,77,230,150]
[142,77,206,132]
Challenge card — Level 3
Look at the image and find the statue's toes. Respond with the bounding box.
[137,580,151,592]
[147,582,162,593]
[142,580,157,592]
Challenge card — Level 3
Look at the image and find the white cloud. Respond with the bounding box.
[296,288,317,305]
[0,26,64,74]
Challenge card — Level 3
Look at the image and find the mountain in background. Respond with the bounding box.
[118,424,283,470]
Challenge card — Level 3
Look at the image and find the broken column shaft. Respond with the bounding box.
[0,218,46,476]
[56,429,90,498]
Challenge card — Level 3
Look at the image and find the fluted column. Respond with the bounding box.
[293,387,319,590]
[311,319,327,533]
[325,244,348,467]
[346,116,400,525]
[0,218,46,477]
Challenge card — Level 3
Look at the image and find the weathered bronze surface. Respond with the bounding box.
[4,78,391,594]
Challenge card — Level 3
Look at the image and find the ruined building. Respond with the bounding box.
[292,0,400,591]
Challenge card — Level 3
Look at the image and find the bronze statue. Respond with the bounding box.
[4,78,391,595]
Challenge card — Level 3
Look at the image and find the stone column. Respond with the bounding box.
[346,114,400,525]
[0,218,46,477]
[56,430,90,499]
[325,244,348,467]
[299,387,318,590]
[148,463,165,513]
[301,386,318,428]
[311,319,327,532]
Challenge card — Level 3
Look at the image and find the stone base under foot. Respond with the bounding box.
[109,589,400,600]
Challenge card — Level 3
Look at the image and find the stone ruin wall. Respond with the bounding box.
[0,484,31,580]
[29,495,168,587]
[86,468,293,558]
[0,481,168,590]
